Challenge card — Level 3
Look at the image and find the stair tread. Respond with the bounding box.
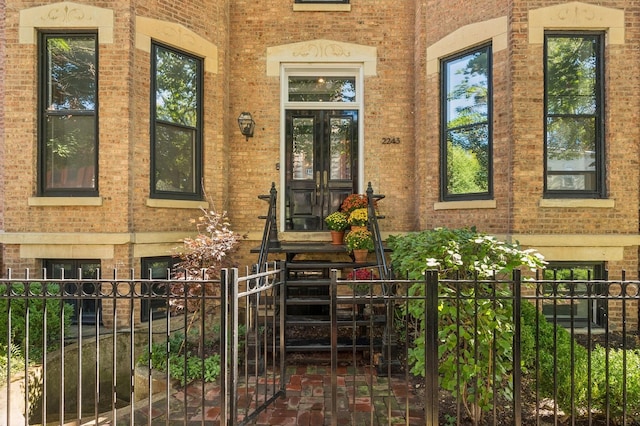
[287,261,376,269]
[285,298,330,305]
[282,337,383,352]
[285,280,331,285]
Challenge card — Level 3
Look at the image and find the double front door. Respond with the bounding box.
[285,110,358,231]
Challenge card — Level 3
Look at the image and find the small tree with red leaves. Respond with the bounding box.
[170,205,244,356]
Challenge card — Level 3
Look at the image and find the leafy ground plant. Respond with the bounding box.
[387,227,546,423]
[138,332,221,386]
[0,344,26,383]
[0,283,73,361]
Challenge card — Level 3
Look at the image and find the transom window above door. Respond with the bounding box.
[288,77,355,102]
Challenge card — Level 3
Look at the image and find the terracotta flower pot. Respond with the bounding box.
[330,230,345,245]
[352,249,369,263]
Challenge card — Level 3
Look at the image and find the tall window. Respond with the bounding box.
[151,43,203,199]
[544,33,604,198]
[441,45,492,200]
[40,33,98,195]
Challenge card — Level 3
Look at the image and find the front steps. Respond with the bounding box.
[255,242,386,352]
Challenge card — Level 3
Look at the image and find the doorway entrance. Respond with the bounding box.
[285,109,358,231]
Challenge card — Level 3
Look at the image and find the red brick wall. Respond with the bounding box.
[0,0,5,271]
[227,0,419,234]
[130,1,230,233]
[510,1,640,237]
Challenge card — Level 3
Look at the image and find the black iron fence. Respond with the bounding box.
[2,266,640,425]
[330,268,640,426]
[0,263,284,426]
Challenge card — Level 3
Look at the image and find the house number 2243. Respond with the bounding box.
[382,137,400,144]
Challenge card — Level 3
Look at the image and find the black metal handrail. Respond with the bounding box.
[366,183,389,279]
[256,183,280,272]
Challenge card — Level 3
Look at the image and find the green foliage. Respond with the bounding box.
[447,142,486,194]
[590,347,640,420]
[387,227,545,280]
[0,344,26,383]
[168,353,221,386]
[138,332,222,387]
[324,211,348,231]
[387,227,546,422]
[521,300,640,421]
[0,283,74,361]
[520,300,589,411]
[344,229,374,251]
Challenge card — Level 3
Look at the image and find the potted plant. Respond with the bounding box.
[340,193,369,214]
[344,229,374,263]
[347,268,377,295]
[347,208,368,231]
[324,211,348,244]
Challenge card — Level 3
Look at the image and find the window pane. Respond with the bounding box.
[152,44,201,198]
[445,51,488,126]
[46,36,96,111]
[442,46,491,198]
[44,115,96,190]
[154,123,195,192]
[292,117,314,180]
[329,117,352,180]
[546,115,596,191]
[545,34,602,196]
[541,263,605,326]
[155,47,198,127]
[546,37,597,115]
[446,126,489,195]
[288,77,355,102]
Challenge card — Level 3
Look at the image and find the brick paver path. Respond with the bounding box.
[124,363,424,425]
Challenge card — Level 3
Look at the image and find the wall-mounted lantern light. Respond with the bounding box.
[237,112,255,141]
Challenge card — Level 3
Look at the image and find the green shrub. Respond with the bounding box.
[0,283,73,361]
[520,300,590,412]
[138,331,222,386]
[590,346,640,420]
[387,227,546,423]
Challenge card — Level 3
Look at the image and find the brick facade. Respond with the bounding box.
[1,1,639,327]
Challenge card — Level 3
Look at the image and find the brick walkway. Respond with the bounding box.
[124,363,425,425]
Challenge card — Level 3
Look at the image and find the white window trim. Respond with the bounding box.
[267,39,376,234]
[279,64,365,232]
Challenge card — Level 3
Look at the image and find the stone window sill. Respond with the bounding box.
[539,199,615,209]
[28,197,103,206]
[293,4,350,12]
[146,198,209,209]
[434,200,497,210]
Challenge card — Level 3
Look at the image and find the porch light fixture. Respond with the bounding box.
[237,112,255,141]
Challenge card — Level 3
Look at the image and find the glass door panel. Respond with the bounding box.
[285,110,358,231]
